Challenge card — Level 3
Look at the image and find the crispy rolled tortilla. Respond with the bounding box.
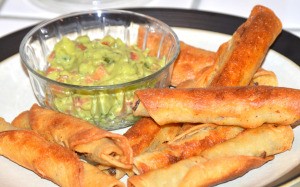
[124,117,182,157]
[128,156,207,187]
[0,129,124,187]
[209,5,282,87]
[250,68,278,86]
[138,27,216,87]
[123,117,161,157]
[178,66,278,88]
[142,123,182,153]
[133,86,300,128]
[11,110,31,129]
[201,124,294,159]
[176,65,215,88]
[128,124,292,187]
[128,155,271,187]
[178,156,272,187]
[25,104,132,169]
[0,117,18,131]
[171,41,215,86]
[133,124,243,174]
[177,5,281,88]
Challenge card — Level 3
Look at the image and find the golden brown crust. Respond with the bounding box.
[209,5,282,87]
[201,124,294,159]
[29,104,133,169]
[133,124,244,174]
[133,86,300,128]
[11,110,31,129]
[124,118,161,157]
[142,123,182,153]
[0,117,19,131]
[128,156,208,187]
[127,123,291,187]
[250,68,278,86]
[0,130,125,187]
[171,42,215,86]
[82,163,125,187]
[0,130,83,187]
[128,155,272,187]
[179,156,272,187]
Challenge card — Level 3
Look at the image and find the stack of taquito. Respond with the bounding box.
[0,104,134,187]
[124,5,300,187]
[0,4,298,187]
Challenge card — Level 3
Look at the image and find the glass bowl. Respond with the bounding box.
[19,9,180,130]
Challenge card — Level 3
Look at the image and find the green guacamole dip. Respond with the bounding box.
[45,35,164,86]
[42,35,165,130]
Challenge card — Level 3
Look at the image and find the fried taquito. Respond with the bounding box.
[133,86,300,128]
[171,41,215,86]
[0,129,124,187]
[123,117,161,157]
[20,104,133,169]
[178,156,272,187]
[201,124,294,159]
[209,5,282,87]
[127,124,293,187]
[132,124,243,174]
[0,117,18,131]
[124,117,181,157]
[128,155,271,187]
[250,68,278,86]
[177,5,282,88]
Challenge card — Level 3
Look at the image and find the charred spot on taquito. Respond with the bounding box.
[260,151,267,158]
[132,99,140,111]
[167,154,181,164]
[107,167,117,176]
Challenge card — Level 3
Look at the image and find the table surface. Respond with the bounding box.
[0,0,300,38]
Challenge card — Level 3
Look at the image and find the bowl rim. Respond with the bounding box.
[19,9,180,90]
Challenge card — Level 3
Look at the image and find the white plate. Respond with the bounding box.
[1,27,300,187]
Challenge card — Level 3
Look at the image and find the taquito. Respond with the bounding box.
[123,117,161,157]
[250,68,278,86]
[128,124,292,187]
[124,117,182,157]
[141,123,182,153]
[133,124,243,174]
[128,156,207,187]
[133,86,300,128]
[178,156,272,187]
[26,104,133,169]
[177,5,281,88]
[178,66,278,88]
[128,155,271,187]
[171,41,215,86]
[11,110,31,129]
[0,129,124,187]
[209,5,282,87]
[0,117,18,131]
[201,124,294,159]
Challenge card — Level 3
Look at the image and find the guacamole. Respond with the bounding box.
[45,35,164,86]
[42,35,165,130]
